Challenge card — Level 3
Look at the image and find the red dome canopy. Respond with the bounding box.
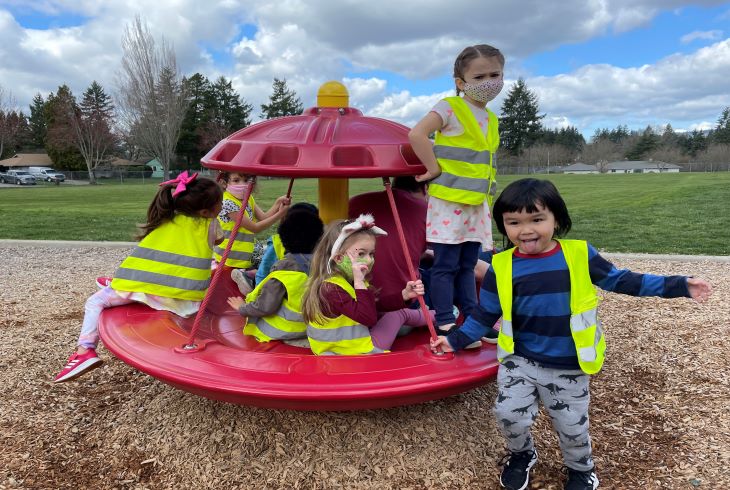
[201,107,425,177]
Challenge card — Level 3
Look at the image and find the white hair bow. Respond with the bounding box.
[329,214,387,266]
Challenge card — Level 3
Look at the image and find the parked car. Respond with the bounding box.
[0,170,37,185]
[28,166,65,182]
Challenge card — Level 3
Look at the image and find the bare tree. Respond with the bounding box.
[581,139,621,170]
[71,81,117,184]
[116,16,187,180]
[0,85,21,159]
[698,143,730,172]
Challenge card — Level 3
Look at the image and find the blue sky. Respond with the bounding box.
[1,1,729,139]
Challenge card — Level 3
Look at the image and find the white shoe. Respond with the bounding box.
[231,269,253,295]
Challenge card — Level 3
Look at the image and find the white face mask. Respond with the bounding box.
[462,78,504,103]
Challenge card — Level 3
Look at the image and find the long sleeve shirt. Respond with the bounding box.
[447,242,691,369]
[320,281,411,327]
[237,254,311,318]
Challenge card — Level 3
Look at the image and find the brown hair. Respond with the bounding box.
[137,176,222,239]
[453,44,505,95]
[301,219,378,325]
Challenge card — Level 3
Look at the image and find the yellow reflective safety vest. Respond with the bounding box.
[307,276,384,356]
[214,191,256,268]
[428,96,500,206]
[244,269,308,342]
[271,234,286,261]
[491,239,606,374]
[111,214,213,301]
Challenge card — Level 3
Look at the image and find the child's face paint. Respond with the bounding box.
[336,235,376,278]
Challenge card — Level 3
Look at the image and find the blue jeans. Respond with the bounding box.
[429,241,480,326]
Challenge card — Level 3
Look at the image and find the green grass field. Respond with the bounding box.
[1,173,728,255]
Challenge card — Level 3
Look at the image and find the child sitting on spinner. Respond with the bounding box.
[227,208,324,342]
[55,172,223,382]
[301,215,433,355]
[215,172,290,294]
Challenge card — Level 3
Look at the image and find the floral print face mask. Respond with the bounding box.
[462,78,504,103]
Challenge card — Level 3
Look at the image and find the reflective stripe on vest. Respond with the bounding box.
[214,191,256,268]
[271,234,286,261]
[244,270,308,342]
[491,240,606,374]
[306,276,384,355]
[428,96,499,206]
[110,215,213,301]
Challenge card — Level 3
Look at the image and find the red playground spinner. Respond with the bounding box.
[98,81,499,410]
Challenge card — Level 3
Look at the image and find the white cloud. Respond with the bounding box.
[688,121,715,131]
[680,29,723,43]
[526,38,730,134]
[1,0,729,137]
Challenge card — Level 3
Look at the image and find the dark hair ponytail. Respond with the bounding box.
[137,176,222,239]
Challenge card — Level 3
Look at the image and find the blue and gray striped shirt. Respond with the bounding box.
[448,242,690,369]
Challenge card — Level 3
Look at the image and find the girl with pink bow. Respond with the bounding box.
[301,214,434,355]
[55,174,224,382]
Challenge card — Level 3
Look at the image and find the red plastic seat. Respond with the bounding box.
[98,270,498,411]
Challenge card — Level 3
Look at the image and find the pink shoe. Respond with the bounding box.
[95,277,112,289]
[54,349,103,382]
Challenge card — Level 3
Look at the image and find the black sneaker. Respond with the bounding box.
[563,466,599,490]
[498,449,537,490]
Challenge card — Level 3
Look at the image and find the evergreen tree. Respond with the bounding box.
[260,78,303,119]
[177,73,212,165]
[713,106,730,144]
[499,78,544,156]
[683,129,708,157]
[44,85,84,170]
[626,126,660,160]
[74,81,117,183]
[28,93,47,149]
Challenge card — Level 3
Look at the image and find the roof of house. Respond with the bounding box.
[0,153,53,167]
[606,160,682,170]
[562,163,598,171]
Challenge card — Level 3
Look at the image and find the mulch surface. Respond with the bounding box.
[1,245,728,489]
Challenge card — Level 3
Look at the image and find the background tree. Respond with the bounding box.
[260,78,303,119]
[72,81,117,184]
[28,94,47,149]
[44,85,84,169]
[177,73,212,166]
[712,106,730,144]
[0,86,26,159]
[625,126,660,160]
[117,16,188,180]
[499,78,544,156]
[199,76,253,151]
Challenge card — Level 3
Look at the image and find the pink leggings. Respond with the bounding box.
[370,307,434,350]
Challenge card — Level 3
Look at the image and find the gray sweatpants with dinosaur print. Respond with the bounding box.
[494,355,594,472]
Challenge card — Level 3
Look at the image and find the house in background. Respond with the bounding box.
[144,158,164,178]
[606,161,681,173]
[561,163,599,174]
[0,152,53,170]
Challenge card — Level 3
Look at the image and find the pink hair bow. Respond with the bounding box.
[160,170,198,197]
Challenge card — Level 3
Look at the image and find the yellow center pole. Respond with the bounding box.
[317,81,349,224]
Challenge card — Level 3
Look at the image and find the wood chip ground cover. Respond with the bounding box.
[0,245,728,489]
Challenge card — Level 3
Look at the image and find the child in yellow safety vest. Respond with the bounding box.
[254,202,320,286]
[54,172,224,383]
[408,44,504,338]
[301,215,434,356]
[227,208,324,342]
[431,178,713,490]
[215,172,291,295]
